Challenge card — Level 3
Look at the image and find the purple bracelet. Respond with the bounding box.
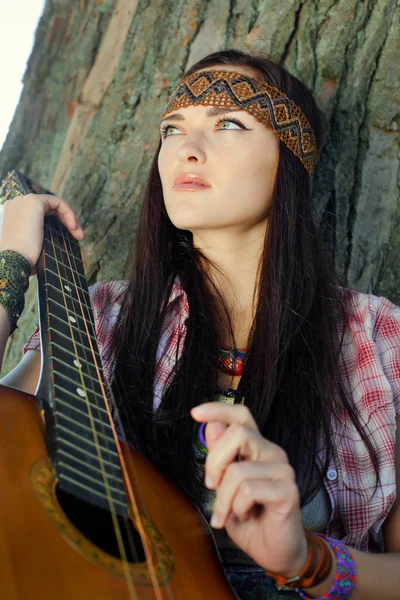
[296,535,356,600]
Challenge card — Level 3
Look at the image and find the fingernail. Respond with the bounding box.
[205,475,214,489]
[210,513,221,528]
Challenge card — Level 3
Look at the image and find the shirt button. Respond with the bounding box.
[327,469,337,481]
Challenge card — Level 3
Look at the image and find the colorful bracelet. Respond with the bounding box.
[296,535,356,600]
[266,530,332,590]
[0,249,31,335]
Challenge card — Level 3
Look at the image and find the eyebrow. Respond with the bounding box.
[159,106,243,126]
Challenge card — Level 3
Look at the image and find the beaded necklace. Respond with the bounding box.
[195,346,248,455]
[217,346,248,376]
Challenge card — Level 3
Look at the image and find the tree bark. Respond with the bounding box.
[0,0,399,374]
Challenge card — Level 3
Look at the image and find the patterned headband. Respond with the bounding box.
[161,69,318,176]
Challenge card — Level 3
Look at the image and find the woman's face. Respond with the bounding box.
[157,65,280,237]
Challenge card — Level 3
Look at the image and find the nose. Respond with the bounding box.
[177,140,206,164]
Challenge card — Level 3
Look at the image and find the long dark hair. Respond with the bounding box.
[109,49,378,508]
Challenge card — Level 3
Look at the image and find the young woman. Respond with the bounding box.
[0,49,399,599]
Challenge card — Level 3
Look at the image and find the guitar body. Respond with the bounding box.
[0,385,237,599]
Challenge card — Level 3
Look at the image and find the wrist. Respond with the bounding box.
[296,536,356,600]
[281,531,309,579]
[265,530,333,591]
[301,540,336,595]
[0,246,32,269]
[0,250,31,335]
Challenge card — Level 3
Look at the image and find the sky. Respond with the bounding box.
[0,0,46,151]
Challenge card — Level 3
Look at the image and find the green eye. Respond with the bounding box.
[160,124,179,137]
[215,117,247,131]
[160,116,248,138]
[219,120,240,129]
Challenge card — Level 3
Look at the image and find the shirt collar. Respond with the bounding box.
[167,275,189,316]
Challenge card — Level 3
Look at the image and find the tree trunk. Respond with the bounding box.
[0,0,399,374]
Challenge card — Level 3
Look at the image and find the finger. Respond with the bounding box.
[229,478,300,525]
[41,195,85,239]
[212,461,295,528]
[191,402,258,430]
[205,423,286,489]
[204,421,228,451]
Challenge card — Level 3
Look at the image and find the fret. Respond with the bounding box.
[52,368,104,392]
[55,424,119,458]
[44,267,88,299]
[47,297,96,341]
[43,259,87,292]
[44,222,81,248]
[43,249,83,272]
[57,412,114,443]
[49,341,102,382]
[44,223,81,250]
[53,384,108,413]
[47,295,95,330]
[51,356,104,388]
[57,448,122,483]
[49,332,101,362]
[47,312,99,348]
[58,461,124,496]
[43,248,86,279]
[58,438,120,470]
[44,245,84,267]
[55,398,112,429]
[52,368,104,401]
[58,475,127,510]
[44,281,91,311]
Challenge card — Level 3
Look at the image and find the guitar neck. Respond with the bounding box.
[0,170,128,516]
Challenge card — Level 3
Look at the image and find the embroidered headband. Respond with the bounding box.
[161,69,318,176]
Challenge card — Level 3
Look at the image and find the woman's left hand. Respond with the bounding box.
[191,402,308,578]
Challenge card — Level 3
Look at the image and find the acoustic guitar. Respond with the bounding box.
[0,171,238,599]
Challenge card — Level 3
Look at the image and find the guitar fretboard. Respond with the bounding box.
[38,217,128,515]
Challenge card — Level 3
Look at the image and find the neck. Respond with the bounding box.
[192,221,267,314]
[192,221,268,350]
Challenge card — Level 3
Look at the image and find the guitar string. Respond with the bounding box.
[50,220,172,599]
[60,226,174,600]
[6,175,170,595]
[46,223,139,598]
[54,226,144,572]
[60,226,175,600]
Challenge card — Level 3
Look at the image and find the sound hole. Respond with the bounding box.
[55,485,146,562]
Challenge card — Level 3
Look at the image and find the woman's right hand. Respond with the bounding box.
[0,194,85,276]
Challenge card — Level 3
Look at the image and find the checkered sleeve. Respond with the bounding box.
[21,281,127,357]
[372,294,400,416]
[22,322,41,354]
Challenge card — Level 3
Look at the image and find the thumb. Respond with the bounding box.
[205,421,228,451]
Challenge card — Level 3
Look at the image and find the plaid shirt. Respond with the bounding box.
[23,279,400,553]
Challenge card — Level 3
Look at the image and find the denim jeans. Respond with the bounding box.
[224,566,302,600]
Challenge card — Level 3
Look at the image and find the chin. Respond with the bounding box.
[170,220,202,231]
[166,209,206,231]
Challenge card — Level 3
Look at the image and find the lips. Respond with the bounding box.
[172,173,211,189]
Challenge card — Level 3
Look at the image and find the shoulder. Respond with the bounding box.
[88,276,188,348]
[87,280,129,350]
[22,280,130,356]
[88,280,129,310]
[340,285,400,340]
[88,277,187,310]
[339,286,400,417]
[332,287,400,549]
